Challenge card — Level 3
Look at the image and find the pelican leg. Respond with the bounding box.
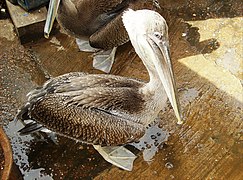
[93,145,137,171]
[93,47,117,73]
[76,38,99,52]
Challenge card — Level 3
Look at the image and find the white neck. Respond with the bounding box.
[139,54,167,125]
[131,38,163,92]
[143,59,164,92]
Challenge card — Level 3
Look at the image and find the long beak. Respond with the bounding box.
[44,0,61,38]
[147,34,183,124]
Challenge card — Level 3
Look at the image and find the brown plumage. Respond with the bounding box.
[18,73,148,145]
[47,0,160,50]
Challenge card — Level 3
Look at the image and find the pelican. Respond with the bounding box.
[44,0,161,73]
[17,9,183,171]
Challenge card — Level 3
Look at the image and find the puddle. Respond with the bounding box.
[3,119,170,179]
[130,119,170,162]
[180,88,200,105]
[3,120,113,179]
[3,121,53,179]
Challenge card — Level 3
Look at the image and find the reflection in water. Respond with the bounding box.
[3,121,53,179]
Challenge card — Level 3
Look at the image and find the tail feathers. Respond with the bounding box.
[14,103,31,123]
[18,122,44,135]
[18,121,58,144]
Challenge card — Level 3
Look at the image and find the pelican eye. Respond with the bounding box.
[154,32,162,40]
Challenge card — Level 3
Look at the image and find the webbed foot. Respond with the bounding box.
[76,38,99,52]
[93,47,117,73]
[93,145,136,171]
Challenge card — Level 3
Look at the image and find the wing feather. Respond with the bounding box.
[16,72,146,145]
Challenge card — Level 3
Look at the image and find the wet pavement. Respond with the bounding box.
[0,144,4,177]
[1,0,243,179]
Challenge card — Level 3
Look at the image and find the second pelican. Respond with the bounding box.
[44,0,161,73]
[17,9,183,171]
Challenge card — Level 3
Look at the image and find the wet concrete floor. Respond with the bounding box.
[0,0,242,179]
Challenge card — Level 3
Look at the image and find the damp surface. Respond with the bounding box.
[1,0,243,179]
[0,143,4,178]
[130,120,170,162]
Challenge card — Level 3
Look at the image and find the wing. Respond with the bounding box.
[60,0,130,38]
[39,72,146,117]
[17,72,146,145]
[55,85,145,116]
[89,0,160,49]
[76,0,128,14]
[89,12,129,49]
[18,121,44,135]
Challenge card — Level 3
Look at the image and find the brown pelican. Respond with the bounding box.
[17,9,183,171]
[44,0,161,73]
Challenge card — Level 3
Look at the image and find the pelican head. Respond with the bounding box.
[122,9,183,124]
